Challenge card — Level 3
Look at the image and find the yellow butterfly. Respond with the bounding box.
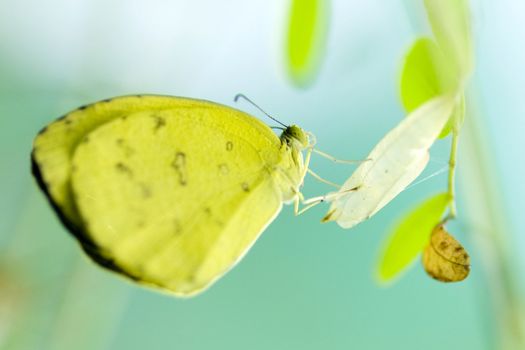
[32,94,324,297]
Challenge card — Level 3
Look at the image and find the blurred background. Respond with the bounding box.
[1,0,524,349]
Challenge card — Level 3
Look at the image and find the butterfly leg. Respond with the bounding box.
[300,144,314,182]
[295,199,323,216]
[301,142,363,188]
[307,169,340,188]
[301,141,341,188]
[293,186,359,216]
[293,191,324,216]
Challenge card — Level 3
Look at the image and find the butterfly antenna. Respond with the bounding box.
[234,94,288,128]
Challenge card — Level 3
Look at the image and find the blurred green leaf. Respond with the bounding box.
[400,37,460,137]
[400,38,457,112]
[286,0,329,87]
[376,192,451,283]
[424,0,473,78]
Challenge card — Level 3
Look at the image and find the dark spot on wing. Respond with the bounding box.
[115,162,133,177]
[116,138,135,156]
[455,247,463,252]
[56,114,67,121]
[226,141,233,151]
[78,105,88,111]
[102,98,112,103]
[64,119,72,125]
[151,114,166,131]
[171,152,187,186]
[439,241,449,250]
[241,182,250,192]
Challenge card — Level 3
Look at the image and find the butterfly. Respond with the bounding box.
[31,94,323,297]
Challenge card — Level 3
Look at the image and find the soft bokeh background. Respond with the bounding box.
[1,0,524,349]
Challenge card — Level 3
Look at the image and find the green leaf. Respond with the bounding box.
[400,37,459,138]
[424,0,473,78]
[400,38,457,112]
[286,0,329,87]
[376,192,451,283]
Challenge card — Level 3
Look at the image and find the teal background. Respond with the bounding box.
[1,1,523,349]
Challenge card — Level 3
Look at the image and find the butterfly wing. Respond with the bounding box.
[32,96,223,233]
[33,96,286,296]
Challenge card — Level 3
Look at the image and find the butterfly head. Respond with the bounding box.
[281,125,309,149]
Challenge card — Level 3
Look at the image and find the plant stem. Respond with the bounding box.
[446,130,459,220]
